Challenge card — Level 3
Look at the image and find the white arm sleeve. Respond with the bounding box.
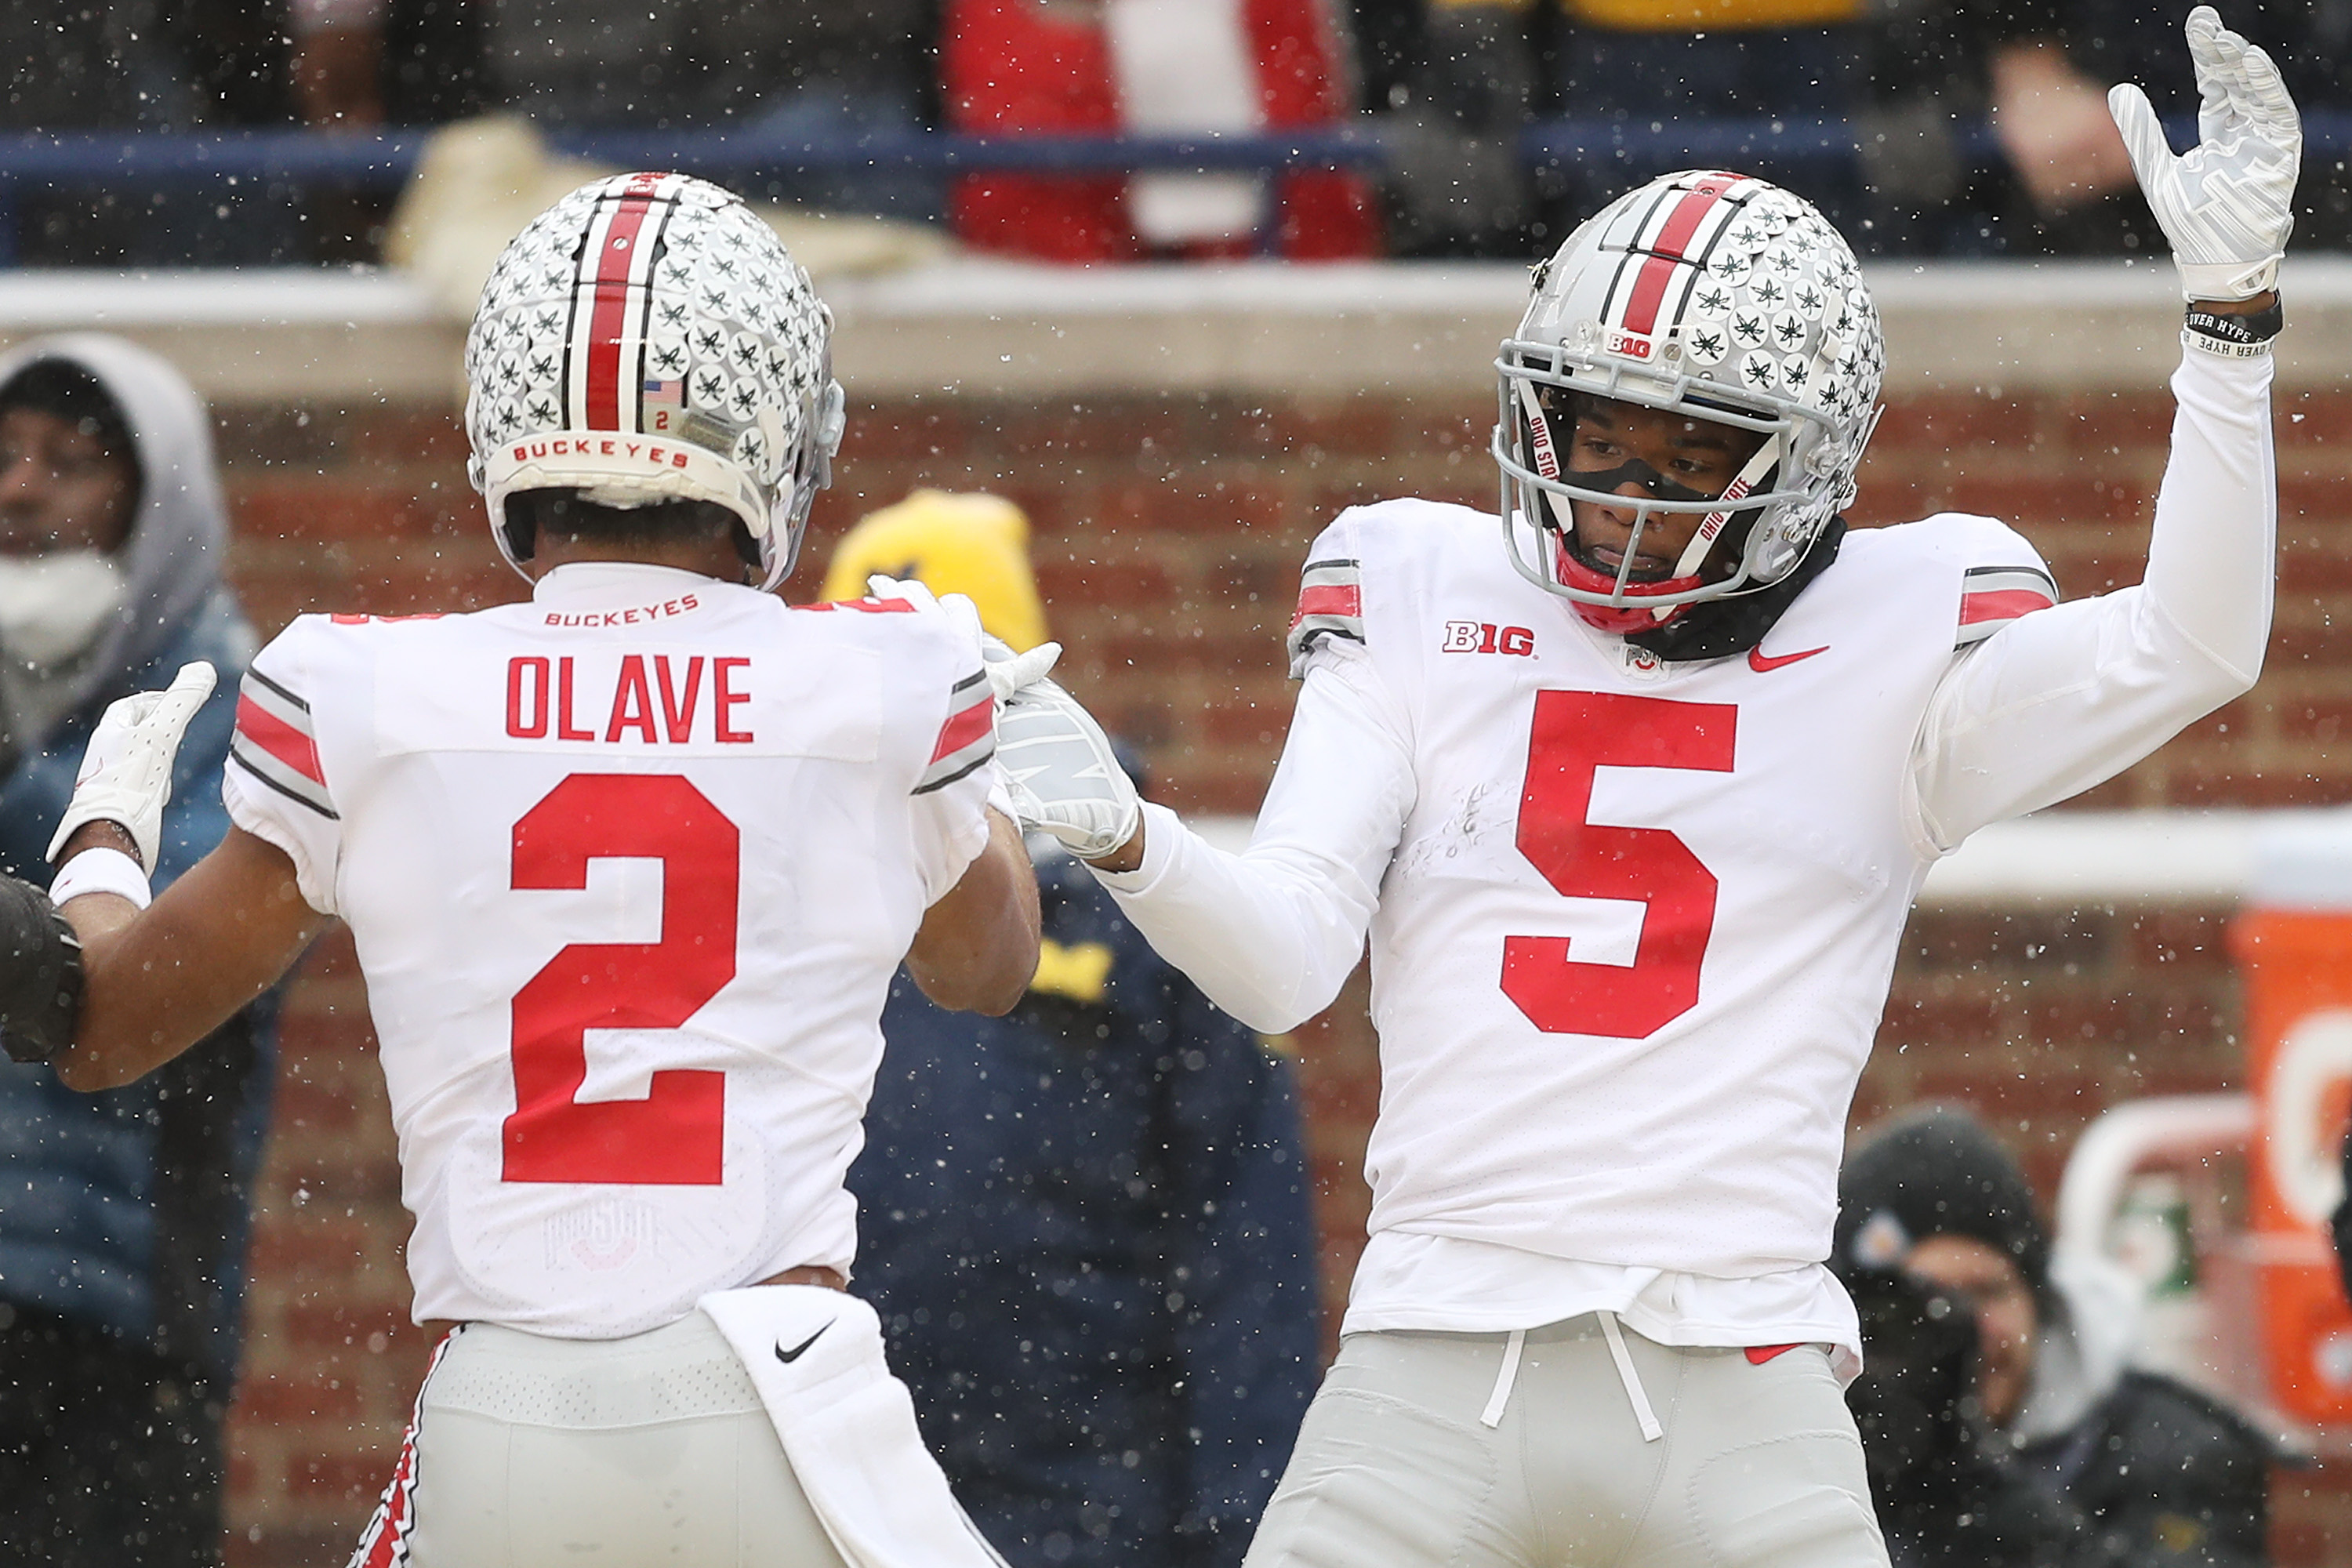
[1090,646,1415,1033]
[1912,347,2275,851]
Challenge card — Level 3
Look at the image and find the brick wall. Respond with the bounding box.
[207,376,2352,1564]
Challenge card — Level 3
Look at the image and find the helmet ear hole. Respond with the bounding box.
[499,494,538,565]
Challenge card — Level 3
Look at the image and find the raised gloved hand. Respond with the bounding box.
[45,662,216,871]
[996,678,1141,862]
[864,573,1062,704]
[2107,5,2302,300]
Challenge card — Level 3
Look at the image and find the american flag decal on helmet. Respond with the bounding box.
[915,670,994,794]
[1955,564,2059,648]
[230,669,338,821]
[1287,557,1364,677]
[566,171,692,434]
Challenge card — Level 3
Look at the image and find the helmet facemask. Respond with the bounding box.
[1493,170,1886,637]
[1505,379,1795,632]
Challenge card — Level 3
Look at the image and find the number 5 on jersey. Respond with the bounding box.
[1504,691,1736,1040]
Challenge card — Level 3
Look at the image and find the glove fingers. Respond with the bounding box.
[2107,84,2177,192]
[992,642,1062,698]
[2192,20,2243,146]
[155,661,218,728]
[167,661,219,700]
[2238,43,2303,152]
[865,572,935,611]
[937,590,985,648]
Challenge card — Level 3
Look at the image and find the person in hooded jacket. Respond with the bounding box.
[0,336,275,1567]
[1835,1108,2272,1567]
[826,492,1323,1568]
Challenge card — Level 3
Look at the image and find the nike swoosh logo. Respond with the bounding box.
[774,1322,833,1364]
[1747,643,1829,673]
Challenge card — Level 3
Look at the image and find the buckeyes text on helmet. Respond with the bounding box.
[463,172,849,592]
[1494,170,1886,630]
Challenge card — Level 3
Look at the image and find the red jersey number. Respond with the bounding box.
[503,773,739,1184]
[1502,691,1736,1039]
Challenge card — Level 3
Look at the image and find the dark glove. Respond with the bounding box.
[0,874,83,1065]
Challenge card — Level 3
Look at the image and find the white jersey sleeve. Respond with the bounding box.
[222,615,346,916]
[1094,512,1416,1033]
[907,662,996,906]
[1911,347,2274,851]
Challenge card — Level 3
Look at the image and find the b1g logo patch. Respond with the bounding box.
[1606,328,1655,361]
[1442,621,1536,657]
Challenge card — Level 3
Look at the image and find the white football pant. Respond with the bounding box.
[1246,1314,1889,1568]
[347,1312,849,1567]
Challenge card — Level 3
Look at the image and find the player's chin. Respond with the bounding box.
[1573,539,1676,583]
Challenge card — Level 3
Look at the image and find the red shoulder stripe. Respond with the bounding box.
[235,693,325,787]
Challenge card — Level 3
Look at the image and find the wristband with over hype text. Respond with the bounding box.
[2183,297,2283,357]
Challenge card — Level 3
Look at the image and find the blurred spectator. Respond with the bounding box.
[291,0,493,129]
[0,337,277,1566]
[829,491,1323,1568]
[0,0,303,265]
[1860,0,2352,255]
[1836,1108,2271,1567]
[1352,0,1543,256]
[942,0,1379,261]
[294,0,938,220]
[2333,1127,2352,1309]
[1370,0,1871,249]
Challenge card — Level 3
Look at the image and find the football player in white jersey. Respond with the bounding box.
[0,174,1043,1567]
[991,11,2296,1566]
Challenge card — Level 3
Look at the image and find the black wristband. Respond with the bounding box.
[0,875,83,1066]
[2185,298,2283,347]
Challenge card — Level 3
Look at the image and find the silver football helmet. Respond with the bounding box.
[464,172,848,591]
[1494,170,1886,631]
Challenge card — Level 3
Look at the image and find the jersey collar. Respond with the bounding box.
[530,561,728,606]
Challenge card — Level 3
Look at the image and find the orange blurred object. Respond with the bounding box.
[2230,899,2352,1426]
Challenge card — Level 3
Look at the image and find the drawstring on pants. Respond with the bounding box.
[1478,1329,1525,1428]
[1598,1312,1664,1442]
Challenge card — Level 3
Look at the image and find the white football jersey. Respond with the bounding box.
[1290,501,2053,1280]
[1095,347,2272,1356]
[223,563,997,1338]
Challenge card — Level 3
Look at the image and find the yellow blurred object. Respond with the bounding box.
[1426,0,1858,25]
[819,489,1051,652]
[1029,938,1116,1005]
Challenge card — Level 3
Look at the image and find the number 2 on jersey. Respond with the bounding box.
[503,774,738,1184]
[1503,691,1735,1039]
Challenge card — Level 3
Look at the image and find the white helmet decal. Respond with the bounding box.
[1494,170,1886,622]
[464,172,847,591]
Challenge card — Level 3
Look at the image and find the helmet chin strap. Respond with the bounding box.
[1670,434,1783,579]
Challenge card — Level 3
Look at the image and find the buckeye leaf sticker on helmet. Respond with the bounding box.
[463,172,848,591]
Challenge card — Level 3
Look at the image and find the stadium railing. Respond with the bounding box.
[4,111,2327,267]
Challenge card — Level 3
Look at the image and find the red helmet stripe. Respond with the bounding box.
[578,176,671,431]
[1618,174,1740,337]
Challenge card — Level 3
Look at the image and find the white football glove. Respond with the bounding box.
[46,661,216,870]
[995,677,1141,862]
[2107,5,2302,300]
[862,572,1063,704]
